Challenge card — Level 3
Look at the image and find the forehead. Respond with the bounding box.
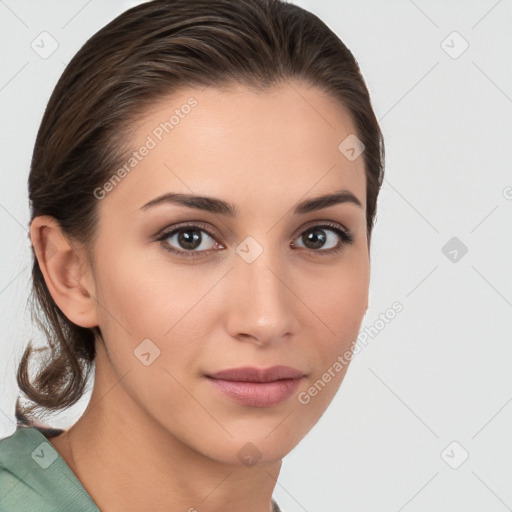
[100,81,366,216]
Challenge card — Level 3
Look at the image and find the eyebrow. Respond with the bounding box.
[139,189,363,216]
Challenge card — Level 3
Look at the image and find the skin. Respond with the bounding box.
[31,80,370,512]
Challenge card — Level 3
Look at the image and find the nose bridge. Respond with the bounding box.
[227,238,294,342]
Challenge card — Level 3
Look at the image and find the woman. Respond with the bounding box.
[0,0,384,510]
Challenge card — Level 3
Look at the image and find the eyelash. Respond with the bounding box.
[155,221,354,258]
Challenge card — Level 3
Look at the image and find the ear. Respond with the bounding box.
[29,215,99,328]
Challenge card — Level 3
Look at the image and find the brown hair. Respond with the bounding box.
[15,0,384,427]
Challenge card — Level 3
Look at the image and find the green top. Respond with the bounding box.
[0,427,99,511]
[0,426,283,512]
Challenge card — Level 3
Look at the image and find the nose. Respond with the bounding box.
[224,247,298,346]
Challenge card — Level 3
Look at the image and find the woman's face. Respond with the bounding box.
[87,81,369,465]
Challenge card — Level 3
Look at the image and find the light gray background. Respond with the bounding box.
[1,1,511,511]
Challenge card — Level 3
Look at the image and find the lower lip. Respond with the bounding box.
[207,376,303,407]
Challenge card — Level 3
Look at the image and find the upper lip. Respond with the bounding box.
[206,365,305,383]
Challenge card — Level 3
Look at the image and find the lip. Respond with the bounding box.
[207,365,305,382]
[206,365,306,407]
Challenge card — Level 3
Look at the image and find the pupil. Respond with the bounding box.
[304,229,326,249]
[178,229,201,250]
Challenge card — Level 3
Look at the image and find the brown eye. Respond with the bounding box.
[292,223,354,255]
[156,223,223,257]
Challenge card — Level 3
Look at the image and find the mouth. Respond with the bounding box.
[205,365,306,407]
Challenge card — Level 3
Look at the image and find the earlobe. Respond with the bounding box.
[30,215,98,328]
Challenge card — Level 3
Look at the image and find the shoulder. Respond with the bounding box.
[0,427,99,512]
[0,428,44,510]
[0,427,60,511]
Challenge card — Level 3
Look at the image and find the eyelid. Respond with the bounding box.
[293,219,351,238]
[154,220,217,240]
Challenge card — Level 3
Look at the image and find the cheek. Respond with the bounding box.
[314,251,369,325]
[294,261,368,415]
[93,246,220,363]
[303,254,369,368]
[325,272,368,335]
